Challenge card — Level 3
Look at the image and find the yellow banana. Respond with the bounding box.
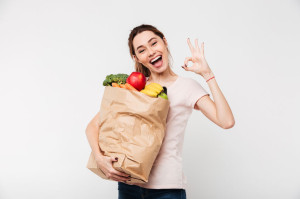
[145,86,160,95]
[145,83,163,94]
[148,83,163,91]
[140,89,158,97]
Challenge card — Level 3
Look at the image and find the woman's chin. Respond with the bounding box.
[150,64,166,73]
[151,62,169,73]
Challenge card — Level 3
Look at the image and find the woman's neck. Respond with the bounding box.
[147,67,178,86]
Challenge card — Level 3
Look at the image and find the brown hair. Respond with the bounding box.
[128,24,173,77]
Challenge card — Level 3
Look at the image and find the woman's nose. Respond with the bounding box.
[148,48,155,57]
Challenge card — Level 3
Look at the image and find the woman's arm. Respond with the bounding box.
[194,71,235,129]
[85,111,131,181]
[182,39,235,129]
[85,111,104,160]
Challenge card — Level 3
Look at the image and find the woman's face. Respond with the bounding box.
[133,31,169,74]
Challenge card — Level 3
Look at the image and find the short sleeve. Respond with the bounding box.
[185,78,210,109]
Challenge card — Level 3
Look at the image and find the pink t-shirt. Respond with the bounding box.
[134,75,210,189]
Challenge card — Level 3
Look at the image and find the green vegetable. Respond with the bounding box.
[158,92,168,100]
[102,73,129,86]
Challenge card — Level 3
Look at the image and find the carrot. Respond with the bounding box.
[119,84,126,88]
[125,83,138,91]
[112,83,120,88]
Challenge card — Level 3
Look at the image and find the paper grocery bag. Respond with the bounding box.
[86,86,170,184]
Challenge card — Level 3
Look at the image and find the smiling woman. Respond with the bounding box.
[128,25,174,78]
[133,32,167,72]
[85,24,235,199]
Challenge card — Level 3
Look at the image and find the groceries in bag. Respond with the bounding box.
[86,72,170,184]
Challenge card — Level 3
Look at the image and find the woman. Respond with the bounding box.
[85,24,235,199]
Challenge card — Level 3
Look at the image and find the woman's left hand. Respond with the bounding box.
[182,38,211,76]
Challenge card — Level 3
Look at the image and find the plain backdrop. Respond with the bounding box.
[0,0,300,198]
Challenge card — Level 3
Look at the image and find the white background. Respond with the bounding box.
[1,0,300,198]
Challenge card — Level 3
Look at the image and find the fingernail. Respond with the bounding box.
[181,66,184,69]
[184,64,187,67]
[115,157,118,161]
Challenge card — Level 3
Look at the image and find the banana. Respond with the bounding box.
[140,89,158,97]
[145,86,161,95]
[145,83,163,95]
[147,83,163,91]
[140,83,168,99]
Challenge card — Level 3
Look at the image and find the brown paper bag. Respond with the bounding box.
[86,86,170,184]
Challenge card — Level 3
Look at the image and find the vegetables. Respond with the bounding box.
[111,83,138,91]
[125,83,138,91]
[102,73,167,100]
[158,92,168,100]
[102,73,140,92]
[112,83,120,88]
[119,84,126,88]
[158,86,168,99]
[103,73,129,86]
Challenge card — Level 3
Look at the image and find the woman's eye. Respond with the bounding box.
[152,42,157,46]
[139,50,144,53]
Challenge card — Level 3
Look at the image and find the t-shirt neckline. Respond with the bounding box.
[146,75,180,88]
[167,75,180,88]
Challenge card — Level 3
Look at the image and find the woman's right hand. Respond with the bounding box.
[95,155,131,183]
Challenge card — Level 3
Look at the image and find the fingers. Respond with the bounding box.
[105,169,131,182]
[111,176,125,182]
[188,38,204,54]
[111,171,131,182]
[111,174,131,182]
[201,42,204,55]
[195,38,199,50]
[182,57,193,71]
[187,38,194,52]
[110,156,130,177]
[114,170,130,178]
[110,157,131,181]
[182,65,192,71]
[184,57,193,66]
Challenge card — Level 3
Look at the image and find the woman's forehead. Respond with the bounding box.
[133,31,158,47]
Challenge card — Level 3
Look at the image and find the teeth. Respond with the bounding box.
[150,56,161,64]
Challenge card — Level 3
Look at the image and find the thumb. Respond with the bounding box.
[184,57,193,66]
[111,156,118,162]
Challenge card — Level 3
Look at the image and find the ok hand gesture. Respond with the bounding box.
[182,38,212,76]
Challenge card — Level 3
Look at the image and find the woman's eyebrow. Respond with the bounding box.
[136,37,157,51]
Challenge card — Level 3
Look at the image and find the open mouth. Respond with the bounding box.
[150,55,163,68]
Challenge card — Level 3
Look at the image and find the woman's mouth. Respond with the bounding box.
[149,55,163,68]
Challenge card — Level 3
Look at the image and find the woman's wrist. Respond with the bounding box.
[200,71,215,82]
